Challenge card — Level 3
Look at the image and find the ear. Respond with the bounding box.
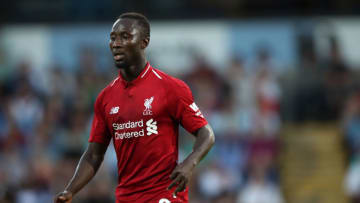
[141,37,150,49]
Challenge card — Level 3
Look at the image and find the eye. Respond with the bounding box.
[122,33,130,40]
[110,35,115,41]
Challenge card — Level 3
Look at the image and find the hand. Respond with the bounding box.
[54,190,73,203]
[167,161,195,197]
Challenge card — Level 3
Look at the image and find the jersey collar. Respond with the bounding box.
[118,62,152,88]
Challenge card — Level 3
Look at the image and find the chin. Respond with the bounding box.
[115,61,127,69]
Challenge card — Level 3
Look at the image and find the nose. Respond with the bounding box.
[112,39,122,48]
[111,35,124,48]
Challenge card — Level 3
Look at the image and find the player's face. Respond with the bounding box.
[109,18,144,69]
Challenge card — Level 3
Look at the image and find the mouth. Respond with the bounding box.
[113,53,124,61]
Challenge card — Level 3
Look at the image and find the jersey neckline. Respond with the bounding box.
[117,62,152,88]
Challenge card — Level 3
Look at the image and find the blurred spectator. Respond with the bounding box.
[0,84,10,146]
[184,54,230,114]
[55,108,88,156]
[0,48,12,82]
[47,66,77,99]
[197,162,234,201]
[343,90,360,203]
[323,37,352,120]
[342,91,360,155]
[253,61,281,137]
[282,36,328,122]
[227,57,255,110]
[344,156,360,203]
[8,81,44,138]
[236,149,284,203]
[15,156,53,203]
[226,57,256,135]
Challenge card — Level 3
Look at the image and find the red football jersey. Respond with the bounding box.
[89,63,208,203]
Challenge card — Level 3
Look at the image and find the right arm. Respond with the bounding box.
[54,142,107,203]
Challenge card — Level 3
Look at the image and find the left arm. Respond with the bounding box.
[167,124,215,195]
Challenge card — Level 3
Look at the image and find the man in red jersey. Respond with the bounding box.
[54,12,215,203]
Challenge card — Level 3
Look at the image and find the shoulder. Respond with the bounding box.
[152,68,193,101]
[152,68,190,91]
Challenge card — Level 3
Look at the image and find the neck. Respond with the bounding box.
[119,58,147,82]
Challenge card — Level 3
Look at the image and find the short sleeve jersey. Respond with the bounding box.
[89,63,208,203]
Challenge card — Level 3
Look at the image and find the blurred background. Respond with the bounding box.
[1,1,360,203]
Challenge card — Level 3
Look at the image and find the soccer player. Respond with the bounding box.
[54,12,215,203]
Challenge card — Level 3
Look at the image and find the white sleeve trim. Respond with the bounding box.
[152,69,162,79]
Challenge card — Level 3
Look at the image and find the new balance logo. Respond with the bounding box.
[146,118,158,135]
[110,106,119,114]
[189,102,204,118]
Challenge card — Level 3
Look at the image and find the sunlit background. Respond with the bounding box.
[1,1,360,203]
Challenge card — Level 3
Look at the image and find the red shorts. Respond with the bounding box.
[116,188,188,203]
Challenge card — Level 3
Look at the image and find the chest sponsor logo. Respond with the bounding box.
[112,120,143,130]
[189,102,204,118]
[143,96,154,115]
[113,118,158,140]
[110,106,119,114]
[146,118,158,135]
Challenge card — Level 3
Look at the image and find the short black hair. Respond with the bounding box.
[118,12,150,39]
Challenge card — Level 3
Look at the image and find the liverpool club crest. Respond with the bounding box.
[143,96,154,115]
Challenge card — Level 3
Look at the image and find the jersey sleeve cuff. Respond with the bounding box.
[189,120,208,134]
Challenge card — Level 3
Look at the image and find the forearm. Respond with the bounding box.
[167,124,214,195]
[184,124,215,167]
[64,144,105,195]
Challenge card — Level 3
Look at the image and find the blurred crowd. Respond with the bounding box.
[182,49,283,203]
[0,40,285,202]
[0,48,116,203]
[0,34,360,203]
